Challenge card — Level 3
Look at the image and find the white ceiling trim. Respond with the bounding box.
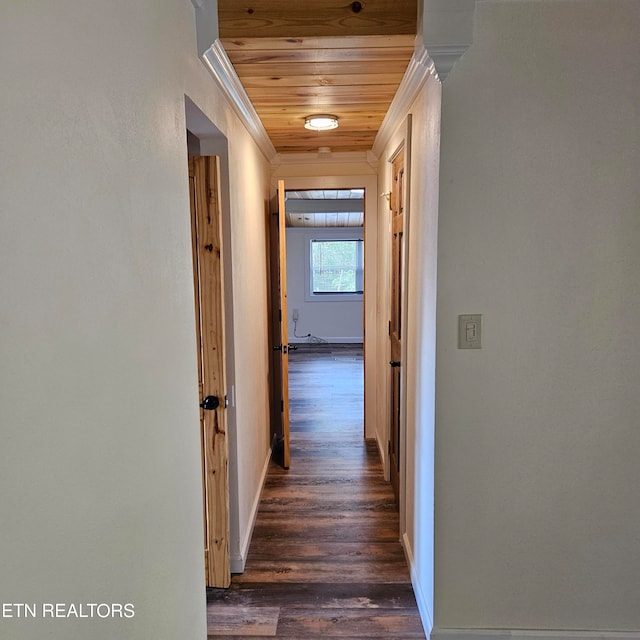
[371,42,435,160]
[429,44,471,80]
[202,40,277,162]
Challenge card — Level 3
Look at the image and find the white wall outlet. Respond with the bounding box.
[292,308,299,322]
[458,314,482,349]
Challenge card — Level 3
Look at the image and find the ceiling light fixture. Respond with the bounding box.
[304,114,339,131]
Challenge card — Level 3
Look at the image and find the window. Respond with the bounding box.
[310,239,363,295]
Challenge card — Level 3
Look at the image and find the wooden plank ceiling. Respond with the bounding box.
[218,1,417,154]
[285,188,364,227]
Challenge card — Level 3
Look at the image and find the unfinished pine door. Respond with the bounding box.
[267,180,291,469]
[389,148,405,504]
[189,156,230,588]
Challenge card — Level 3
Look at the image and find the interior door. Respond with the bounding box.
[189,155,230,588]
[267,180,291,469]
[389,148,405,504]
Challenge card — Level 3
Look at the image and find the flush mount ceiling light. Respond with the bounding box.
[304,114,339,131]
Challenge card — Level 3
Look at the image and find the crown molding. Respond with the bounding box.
[202,40,277,162]
[198,32,470,166]
[429,44,471,81]
[372,43,436,160]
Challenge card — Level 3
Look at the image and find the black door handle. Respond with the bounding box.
[200,395,220,411]
[273,345,289,354]
[390,361,401,367]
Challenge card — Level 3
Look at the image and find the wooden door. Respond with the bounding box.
[267,180,291,469]
[189,156,230,588]
[389,149,405,504]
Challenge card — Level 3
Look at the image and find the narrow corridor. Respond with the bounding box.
[207,344,425,638]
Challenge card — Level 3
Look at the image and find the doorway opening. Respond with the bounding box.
[283,186,366,463]
[266,174,380,480]
[285,187,365,348]
[185,96,244,586]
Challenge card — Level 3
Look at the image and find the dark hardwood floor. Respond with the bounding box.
[206,344,426,638]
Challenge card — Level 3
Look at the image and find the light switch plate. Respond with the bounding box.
[458,314,482,349]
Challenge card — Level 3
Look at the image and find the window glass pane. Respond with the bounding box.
[311,240,359,293]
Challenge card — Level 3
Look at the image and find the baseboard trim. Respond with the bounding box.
[402,532,433,638]
[230,447,272,574]
[432,629,640,640]
[374,432,388,480]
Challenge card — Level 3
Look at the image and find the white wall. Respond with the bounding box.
[0,2,271,638]
[213,126,272,572]
[376,72,443,634]
[286,227,364,343]
[435,0,640,634]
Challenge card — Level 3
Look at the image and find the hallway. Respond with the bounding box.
[206,344,425,638]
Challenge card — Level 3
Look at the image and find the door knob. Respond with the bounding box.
[200,395,220,411]
[390,361,401,367]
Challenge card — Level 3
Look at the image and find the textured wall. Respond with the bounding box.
[376,71,443,632]
[435,0,640,631]
[0,1,272,638]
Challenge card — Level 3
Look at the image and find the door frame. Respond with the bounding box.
[270,174,378,441]
[189,155,231,587]
[388,144,405,506]
[266,181,291,468]
[386,116,412,537]
[185,97,243,574]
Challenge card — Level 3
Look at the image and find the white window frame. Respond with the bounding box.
[304,229,364,303]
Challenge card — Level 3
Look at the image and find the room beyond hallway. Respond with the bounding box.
[206,344,425,638]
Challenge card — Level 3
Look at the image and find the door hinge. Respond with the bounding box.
[388,320,391,336]
[279,309,282,322]
[280,399,284,413]
[388,440,392,454]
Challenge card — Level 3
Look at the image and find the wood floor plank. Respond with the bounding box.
[234,564,409,584]
[206,345,425,638]
[208,582,420,609]
[250,516,400,543]
[207,605,280,636]
[275,608,426,637]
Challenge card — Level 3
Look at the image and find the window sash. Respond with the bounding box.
[310,239,363,295]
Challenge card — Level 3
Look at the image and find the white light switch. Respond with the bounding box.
[458,314,482,349]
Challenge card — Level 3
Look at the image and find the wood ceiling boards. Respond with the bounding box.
[218,1,417,154]
[285,188,365,227]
